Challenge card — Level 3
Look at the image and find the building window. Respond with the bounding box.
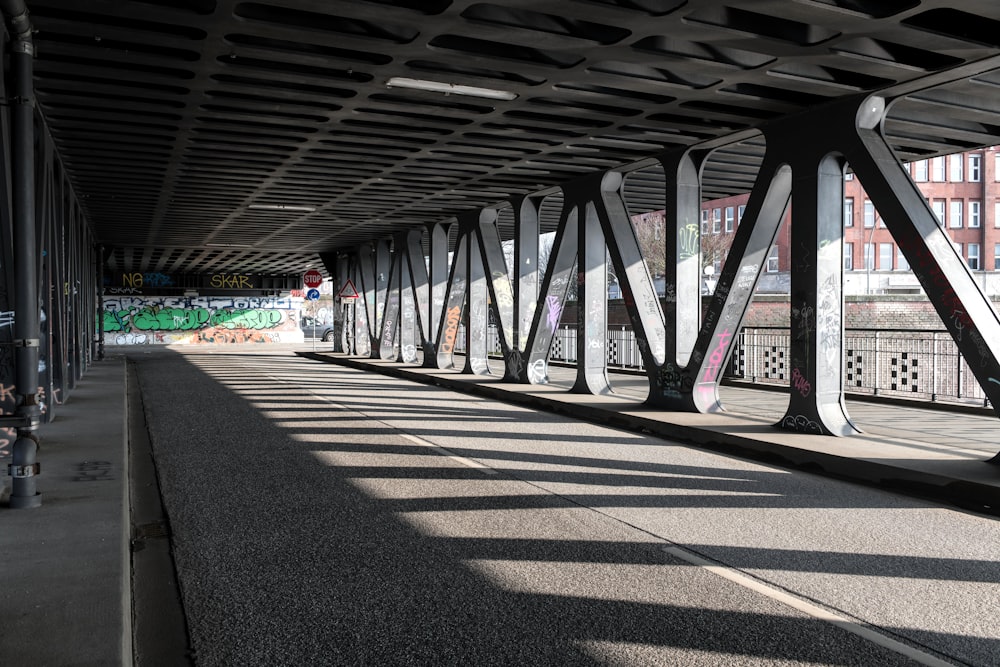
[995,153,1000,181]
[725,206,734,233]
[950,154,964,181]
[845,172,854,180]
[863,200,875,227]
[844,197,854,227]
[969,153,982,182]
[968,243,981,270]
[932,199,946,226]
[737,204,745,225]
[701,209,708,234]
[712,208,721,234]
[897,247,909,271]
[766,246,779,273]
[949,200,963,228]
[913,160,928,181]
[995,201,1000,228]
[994,243,1000,270]
[844,242,853,270]
[931,156,945,182]
[878,243,893,270]
[970,201,981,228]
[863,243,874,270]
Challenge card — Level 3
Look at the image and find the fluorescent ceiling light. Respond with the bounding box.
[248,203,316,212]
[386,77,517,101]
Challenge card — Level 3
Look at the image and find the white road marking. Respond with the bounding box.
[661,546,958,667]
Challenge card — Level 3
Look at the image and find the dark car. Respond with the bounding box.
[300,316,336,341]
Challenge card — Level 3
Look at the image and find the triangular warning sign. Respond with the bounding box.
[338,279,359,299]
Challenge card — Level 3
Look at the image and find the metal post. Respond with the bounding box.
[5,0,41,508]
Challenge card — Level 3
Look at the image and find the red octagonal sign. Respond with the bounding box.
[302,269,323,289]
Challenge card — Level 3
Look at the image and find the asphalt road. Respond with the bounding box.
[132,347,1000,666]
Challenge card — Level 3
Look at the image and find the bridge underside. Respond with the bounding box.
[3,1,1000,510]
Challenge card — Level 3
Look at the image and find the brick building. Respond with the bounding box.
[686,147,1000,296]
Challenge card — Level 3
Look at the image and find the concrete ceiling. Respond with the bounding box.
[21,0,1000,276]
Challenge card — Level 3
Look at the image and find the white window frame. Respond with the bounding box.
[724,206,734,233]
[932,199,946,226]
[863,243,874,270]
[949,200,963,228]
[969,153,982,182]
[701,209,709,234]
[950,154,964,181]
[970,201,981,228]
[994,243,1000,270]
[863,200,875,228]
[765,246,779,273]
[913,160,928,182]
[878,243,893,271]
[712,208,721,234]
[844,197,854,227]
[844,242,853,270]
[931,156,946,182]
[737,204,745,225]
[968,243,981,270]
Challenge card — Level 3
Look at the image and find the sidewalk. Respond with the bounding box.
[301,352,1000,517]
[0,355,130,666]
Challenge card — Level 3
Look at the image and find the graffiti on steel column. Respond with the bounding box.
[440,306,462,355]
[816,273,841,372]
[544,295,563,333]
[780,414,824,434]
[734,264,758,292]
[790,368,812,398]
[678,223,699,260]
[701,329,733,384]
[528,358,547,384]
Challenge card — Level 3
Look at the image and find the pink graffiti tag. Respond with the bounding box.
[791,367,812,398]
[545,296,563,332]
[701,330,732,384]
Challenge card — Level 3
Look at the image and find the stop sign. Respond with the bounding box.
[302,269,323,289]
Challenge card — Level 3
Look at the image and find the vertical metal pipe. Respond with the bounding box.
[5,2,41,508]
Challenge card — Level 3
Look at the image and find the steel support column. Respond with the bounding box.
[475,209,517,379]
[844,96,1000,460]
[463,212,490,376]
[569,177,611,395]
[5,0,41,508]
[436,225,467,370]
[421,222,450,367]
[524,195,579,384]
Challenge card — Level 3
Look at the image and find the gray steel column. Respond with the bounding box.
[422,222,450,367]
[403,228,430,362]
[5,0,40,508]
[845,96,1000,461]
[476,208,517,379]
[398,241,418,363]
[378,237,403,361]
[524,197,579,384]
[663,150,706,368]
[686,157,792,413]
[463,212,490,375]
[570,188,611,395]
[597,170,668,388]
[512,195,540,357]
[781,153,859,435]
[436,229,467,370]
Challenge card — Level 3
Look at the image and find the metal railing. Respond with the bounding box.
[467,324,989,407]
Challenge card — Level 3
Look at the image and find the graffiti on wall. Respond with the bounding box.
[102,296,300,345]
